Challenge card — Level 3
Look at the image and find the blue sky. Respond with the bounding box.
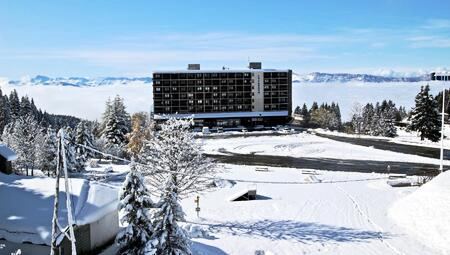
[0,0,449,78]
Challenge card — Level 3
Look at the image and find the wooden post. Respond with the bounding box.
[60,130,77,255]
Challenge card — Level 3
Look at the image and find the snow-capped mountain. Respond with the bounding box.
[4,72,431,87]
[293,72,430,83]
[7,75,153,87]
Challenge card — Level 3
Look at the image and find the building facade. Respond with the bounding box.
[153,63,292,127]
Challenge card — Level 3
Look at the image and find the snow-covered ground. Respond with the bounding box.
[1,133,449,254]
[2,163,445,255]
[315,125,450,150]
[389,170,450,254]
[202,132,448,165]
[1,80,448,121]
[179,164,444,255]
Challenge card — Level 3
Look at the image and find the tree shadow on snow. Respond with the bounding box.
[191,241,228,255]
[205,220,392,244]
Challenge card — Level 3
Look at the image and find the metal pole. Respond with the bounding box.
[441,76,448,173]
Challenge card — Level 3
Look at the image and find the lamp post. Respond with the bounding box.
[431,72,450,173]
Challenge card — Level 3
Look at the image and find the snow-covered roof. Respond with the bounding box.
[154,111,289,120]
[0,144,17,161]
[0,173,118,246]
[153,69,291,74]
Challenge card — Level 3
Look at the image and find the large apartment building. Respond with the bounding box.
[152,63,292,127]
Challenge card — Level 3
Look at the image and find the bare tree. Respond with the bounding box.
[138,118,216,197]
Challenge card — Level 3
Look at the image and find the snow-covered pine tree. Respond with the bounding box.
[409,85,441,142]
[150,175,191,255]
[8,90,20,120]
[20,96,32,117]
[139,118,216,197]
[62,127,79,172]
[37,127,58,177]
[380,111,397,137]
[75,121,94,169]
[362,103,375,134]
[116,163,156,255]
[101,96,131,156]
[300,103,310,127]
[0,88,10,134]
[2,115,41,175]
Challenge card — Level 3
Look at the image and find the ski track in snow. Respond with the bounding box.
[332,183,404,255]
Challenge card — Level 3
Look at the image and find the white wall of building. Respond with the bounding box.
[251,72,264,112]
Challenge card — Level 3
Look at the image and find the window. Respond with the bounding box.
[164,94,170,98]
[197,100,203,104]
[155,87,161,92]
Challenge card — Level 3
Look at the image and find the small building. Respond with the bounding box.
[0,144,17,174]
[0,174,119,255]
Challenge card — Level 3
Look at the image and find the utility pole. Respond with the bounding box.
[440,85,445,173]
[433,72,449,173]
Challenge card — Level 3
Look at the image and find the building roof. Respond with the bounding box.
[0,144,17,161]
[0,174,118,246]
[154,111,289,120]
[153,69,291,74]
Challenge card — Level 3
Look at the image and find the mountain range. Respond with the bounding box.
[5,72,431,87]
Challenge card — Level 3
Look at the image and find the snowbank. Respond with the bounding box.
[389,171,450,253]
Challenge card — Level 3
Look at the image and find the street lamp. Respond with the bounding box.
[431,72,450,173]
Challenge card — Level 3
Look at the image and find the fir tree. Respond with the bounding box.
[116,164,156,255]
[362,103,375,134]
[101,96,131,155]
[409,85,441,142]
[300,103,310,127]
[8,90,20,119]
[37,127,58,177]
[62,127,79,172]
[150,175,191,255]
[0,89,10,134]
[75,121,94,169]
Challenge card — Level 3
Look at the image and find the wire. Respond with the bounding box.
[65,138,390,185]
